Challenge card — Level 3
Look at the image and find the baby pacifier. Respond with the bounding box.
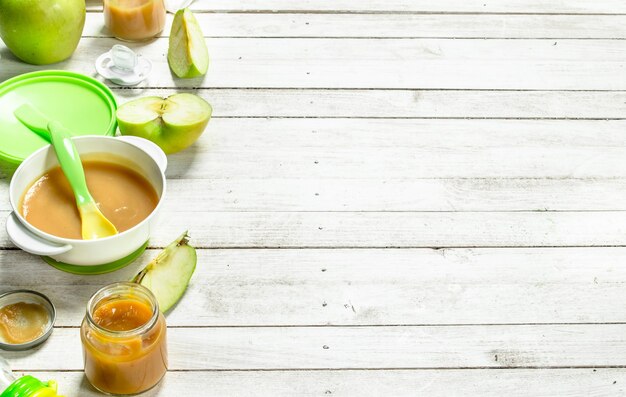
[95,45,152,86]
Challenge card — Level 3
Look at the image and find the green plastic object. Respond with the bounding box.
[0,375,63,397]
[0,70,117,165]
[14,104,119,240]
[43,240,149,275]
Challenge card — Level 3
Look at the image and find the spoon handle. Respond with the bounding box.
[47,121,93,208]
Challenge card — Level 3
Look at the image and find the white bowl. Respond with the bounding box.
[6,135,167,266]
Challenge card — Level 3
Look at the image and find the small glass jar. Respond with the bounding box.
[103,0,166,42]
[81,282,167,395]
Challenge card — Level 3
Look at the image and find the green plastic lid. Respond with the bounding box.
[0,71,117,165]
[0,375,62,397]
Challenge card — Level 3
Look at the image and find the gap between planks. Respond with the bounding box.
[6,37,626,89]
[11,325,626,370]
[79,12,626,40]
[13,369,626,396]
[82,0,626,15]
[3,247,626,326]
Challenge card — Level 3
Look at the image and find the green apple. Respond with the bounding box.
[132,232,197,313]
[0,0,85,65]
[116,93,212,154]
[168,8,209,78]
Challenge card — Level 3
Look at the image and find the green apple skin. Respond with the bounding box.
[117,94,212,154]
[119,117,209,154]
[132,231,197,313]
[0,0,85,65]
[168,8,209,79]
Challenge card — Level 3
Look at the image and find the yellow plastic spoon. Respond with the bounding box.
[14,104,118,240]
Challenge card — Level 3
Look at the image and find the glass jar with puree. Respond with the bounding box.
[104,0,166,41]
[81,283,167,395]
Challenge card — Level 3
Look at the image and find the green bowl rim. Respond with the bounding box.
[42,240,149,275]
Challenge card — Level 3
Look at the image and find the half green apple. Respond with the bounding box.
[116,93,212,154]
[132,232,197,313]
[168,8,209,78]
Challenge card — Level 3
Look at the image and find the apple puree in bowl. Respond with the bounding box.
[20,160,158,240]
[0,302,49,345]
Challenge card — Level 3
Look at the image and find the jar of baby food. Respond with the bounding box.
[103,0,166,41]
[81,282,167,395]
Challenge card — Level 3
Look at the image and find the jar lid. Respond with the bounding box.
[0,376,63,397]
[0,290,56,351]
[0,71,117,165]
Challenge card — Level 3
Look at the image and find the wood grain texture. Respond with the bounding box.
[9,325,626,370]
[81,12,626,39]
[85,0,626,14]
[3,1,626,393]
[112,89,626,119]
[1,119,619,180]
[1,248,626,326]
[5,177,626,212]
[2,210,626,248]
[27,369,626,397]
[3,38,626,89]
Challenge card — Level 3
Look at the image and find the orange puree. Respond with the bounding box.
[0,302,49,344]
[21,160,158,240]
[104,0,166,41]
[93,299,154,332]
[82,298,167,395]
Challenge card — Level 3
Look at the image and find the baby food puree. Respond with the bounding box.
[104,0,166,41]
[0,302,49,345]
[20,159,158,240]
[82,283,167,395]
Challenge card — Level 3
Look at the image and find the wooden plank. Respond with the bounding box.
[81,12,626,39]
[9,325,626,370]
[3,38,626,89]
[109,89,626,119]
[27,369,626,396]
[1,119,620,180]
[5,177,626,212]
[85,0,626,14]
[2,210,626,248]
[2,247,626,326]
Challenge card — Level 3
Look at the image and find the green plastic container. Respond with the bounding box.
[0,357,63,396]
[0,71,135,274]
[0,70,117,165]
[0,376,63,397]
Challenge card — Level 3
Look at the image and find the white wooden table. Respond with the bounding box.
[2,0,626,395]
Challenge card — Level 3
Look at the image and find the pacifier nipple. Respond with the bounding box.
[95,45,152,86]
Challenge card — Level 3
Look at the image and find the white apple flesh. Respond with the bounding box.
[132,232,197,313]
[117,93,212,154]
[168,8,209,78]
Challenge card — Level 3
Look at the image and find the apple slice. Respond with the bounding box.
[168,8,209,78]
[116,93,212,154]
[131,232,197,313]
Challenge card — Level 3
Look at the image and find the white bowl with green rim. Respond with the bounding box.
[6,135,167,274]
[0,71,166,274]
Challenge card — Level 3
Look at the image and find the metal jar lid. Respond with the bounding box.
[0,290,56,351]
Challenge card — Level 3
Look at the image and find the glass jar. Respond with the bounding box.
[81,282,167,395]
[103,0,166,42]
